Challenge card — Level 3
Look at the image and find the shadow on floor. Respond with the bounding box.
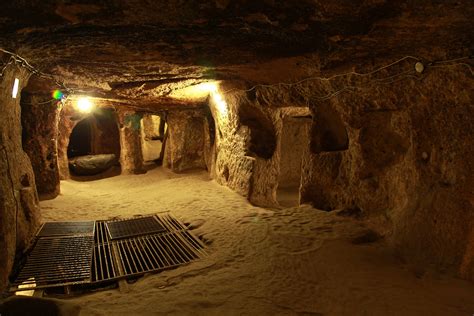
[277,186,299,207]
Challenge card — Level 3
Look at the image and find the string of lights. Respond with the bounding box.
[1,46,472,106]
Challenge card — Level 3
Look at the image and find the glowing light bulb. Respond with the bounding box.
[76,97,94,113]
[12,78,19,98]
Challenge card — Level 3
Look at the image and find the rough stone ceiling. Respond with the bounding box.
[0,0,472,107]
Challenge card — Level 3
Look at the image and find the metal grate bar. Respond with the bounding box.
[143,237,166,269]
[155,214,187,232]
[12,236,93,290]
[13,213,206,290]
[106,216,166,240]
[37,221,95,237]
[91,221,117,282]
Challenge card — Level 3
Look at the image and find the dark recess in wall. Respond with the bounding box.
[311,104,348,153]
[239,104,276,159]
[68,117,92,158]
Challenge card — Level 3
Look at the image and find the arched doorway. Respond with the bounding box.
[68,117,92,158]
[67,108,121,177]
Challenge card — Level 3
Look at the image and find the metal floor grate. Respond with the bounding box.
[11,236,94,291]
[12,213,206,291]
[155,213,188,232]
[92,214,205,283]
[37,221,95,237]
[92,221,118,282]
[114,230,203,277]
[106,216,166,240]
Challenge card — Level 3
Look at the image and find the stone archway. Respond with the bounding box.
[58,107,120,179]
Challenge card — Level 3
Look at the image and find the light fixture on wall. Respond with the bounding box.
[12,78,19,98]
[75,97,94,113]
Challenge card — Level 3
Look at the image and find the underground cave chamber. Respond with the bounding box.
[0,1,473,314]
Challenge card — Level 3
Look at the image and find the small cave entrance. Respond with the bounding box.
[277,116,311,207]
[140,114,168,166]
[68,118,92,158]
[310,105,348,153]
[67,108,121,178]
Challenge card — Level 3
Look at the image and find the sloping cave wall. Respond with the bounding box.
[21,93,60,200]
[299,67,474,279]
[0,65,41,292]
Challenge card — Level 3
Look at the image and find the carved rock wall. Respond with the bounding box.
[57,104,78,180]
[209,92,255,197]
[140,114,165,163]
[0,65,41,292]
[118,111,145,175]
[300,67,474,279]
[21,93,60,200]
[165,110,207,173]
[58,105,121,179]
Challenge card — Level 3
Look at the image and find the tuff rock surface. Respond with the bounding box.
[0,65,41,292]
[0,0,473,294]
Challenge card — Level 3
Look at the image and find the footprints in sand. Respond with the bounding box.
[185,218,206,230]
[183,218,213,246]
[198,235,213,246]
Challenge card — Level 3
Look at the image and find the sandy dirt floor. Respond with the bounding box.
[39,167,474,316]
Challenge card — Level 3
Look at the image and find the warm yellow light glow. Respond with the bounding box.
[76,97,94,113]
[12,78,19,98]
[15,278,36,296]
[195,82,218,93]
[212,90,228,116]
[168,81,227,116]
[169,82,219,100]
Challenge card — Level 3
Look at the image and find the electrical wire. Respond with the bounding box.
[222,56,472,101]
[1,47,472,105]
[0,48,74,94]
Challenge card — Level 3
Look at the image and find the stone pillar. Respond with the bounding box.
[118,111,145,174]
[21,93,60,200]
[57,103,81,180]
[0,65,41,292]
[165,110,206,173]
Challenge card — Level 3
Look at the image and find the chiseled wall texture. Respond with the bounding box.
[21,93,60,200]
[0,65,41,292]
[300,68,474,280]
[165,110,207,173]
